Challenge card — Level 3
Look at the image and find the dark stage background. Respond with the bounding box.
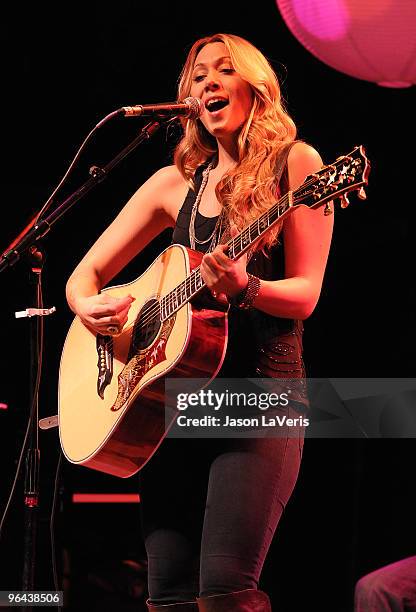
[1,1,415,610]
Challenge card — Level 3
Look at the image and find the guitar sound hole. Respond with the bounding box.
[129,298,161,355]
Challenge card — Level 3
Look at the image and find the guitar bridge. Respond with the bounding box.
[96,335,113,399]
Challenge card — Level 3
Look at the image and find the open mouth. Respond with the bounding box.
[206,99,229,113]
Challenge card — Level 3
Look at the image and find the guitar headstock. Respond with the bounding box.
[296,145,371,213]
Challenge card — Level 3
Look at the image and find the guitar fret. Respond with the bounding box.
[164,297,170,319]
[269,208,277,223]
[195,270,203,291]
[259,214,269,232]
[179,283,187,303]
[172,288,178,310]
[184,278,190,298]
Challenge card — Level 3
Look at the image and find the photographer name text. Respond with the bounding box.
[176,414,309,428]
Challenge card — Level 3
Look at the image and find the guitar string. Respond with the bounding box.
[134,173,350,333]
[133,190,292,331]
[131,156,363,332]
[134,167,357,332]
[133,185,309,331]
[134,164,345,331]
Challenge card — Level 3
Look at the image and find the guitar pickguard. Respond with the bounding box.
[111,316,176,412]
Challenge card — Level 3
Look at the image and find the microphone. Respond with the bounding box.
[120,97,204,120]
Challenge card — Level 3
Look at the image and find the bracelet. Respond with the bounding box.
[232,274,261,310]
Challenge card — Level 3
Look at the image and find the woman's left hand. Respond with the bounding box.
[200,242,248,299]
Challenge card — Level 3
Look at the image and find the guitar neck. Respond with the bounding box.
[159,144,370,321]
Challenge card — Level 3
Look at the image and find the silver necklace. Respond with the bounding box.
[189,162,224,252]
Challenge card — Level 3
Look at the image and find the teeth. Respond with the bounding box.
[207,98,227,108]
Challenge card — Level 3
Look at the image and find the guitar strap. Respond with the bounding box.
[274,139,301,197]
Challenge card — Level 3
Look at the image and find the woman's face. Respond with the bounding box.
[189,42,253,143]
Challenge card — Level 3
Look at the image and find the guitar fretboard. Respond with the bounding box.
[158,145,369,322]
[160,191,291,320]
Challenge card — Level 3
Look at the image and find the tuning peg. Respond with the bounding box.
[358,187,367,200]
[339,194,350,208]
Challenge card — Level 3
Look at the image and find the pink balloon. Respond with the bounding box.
[276,0,416,87]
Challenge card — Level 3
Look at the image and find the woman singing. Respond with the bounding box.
[66,33,334,611]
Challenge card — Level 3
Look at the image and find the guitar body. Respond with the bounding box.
[58,244,228,478]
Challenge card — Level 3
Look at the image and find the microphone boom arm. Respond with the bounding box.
[0,119,162,273]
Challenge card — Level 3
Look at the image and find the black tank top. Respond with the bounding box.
[171,151,308,407]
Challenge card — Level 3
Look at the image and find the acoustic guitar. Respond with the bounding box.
[58,145,370,477]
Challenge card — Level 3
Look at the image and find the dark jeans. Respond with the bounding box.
[355,557,416,612]
[139,404,304,604]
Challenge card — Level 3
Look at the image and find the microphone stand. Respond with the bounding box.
[21,246,46,607]
[0,117,163,602]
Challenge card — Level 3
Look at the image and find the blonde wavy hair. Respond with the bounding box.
[174,33,297,249]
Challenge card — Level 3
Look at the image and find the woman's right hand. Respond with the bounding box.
[72,293,135,335]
